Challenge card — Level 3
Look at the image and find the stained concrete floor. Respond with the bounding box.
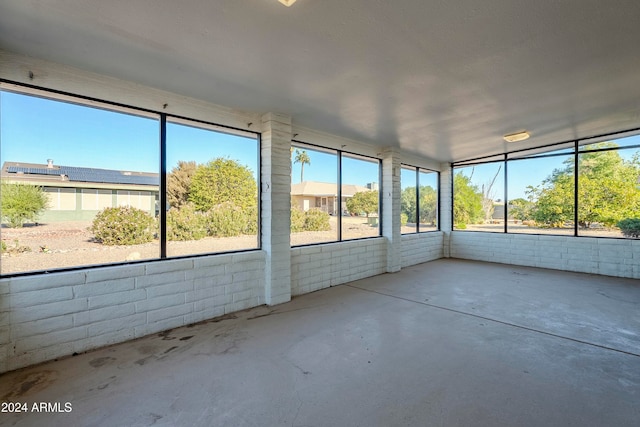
[1,259,639,427]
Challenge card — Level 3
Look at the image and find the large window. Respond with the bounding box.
[453,161,504,231]
[166,119,259,256]
[0,86,260,276]
[342,153,380,240]
[507,145,574,235]
[453,131,640,239]
[577,135,640,238]
[291,143,381,245]
[401,165,439,234]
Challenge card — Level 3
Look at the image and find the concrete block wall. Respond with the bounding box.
[439,166,453,257]
[401,232,444,268]
[0,252,265,373]
[291,238,387,296]
[450,232,640,279]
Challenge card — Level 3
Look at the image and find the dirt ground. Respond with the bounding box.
[0,216,382,275]
[3,218,628,275]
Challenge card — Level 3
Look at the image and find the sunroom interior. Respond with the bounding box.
[0,1,639,425]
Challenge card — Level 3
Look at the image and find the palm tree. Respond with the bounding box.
[294,149,311,182]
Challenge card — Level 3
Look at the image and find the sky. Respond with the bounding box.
[0,91,258,177]
[2,90,638,198]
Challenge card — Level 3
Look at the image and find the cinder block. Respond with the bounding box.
[11,298,88,323]
[13,315,73,339]
[74,303,136,326]
[15,326,87,353]
[135,294,185,313]
[135,270,185,288]
[85,265,144,283]
[88,289,146,309]
[145,258,194,275]
[87,313,146,336]
[74,278,135,298]
[9,286,73,308]
[147,303,192,324]
[145,281,194,299]
[8,271,86,293]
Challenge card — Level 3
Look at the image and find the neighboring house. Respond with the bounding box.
[1,160,159,222]
[291,181,377,215]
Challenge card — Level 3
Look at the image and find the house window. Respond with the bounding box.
[290,142,381,246]
[0,84,261,276]
[401,166,439,234]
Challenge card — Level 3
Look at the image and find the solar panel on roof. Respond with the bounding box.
[7,165,158,186]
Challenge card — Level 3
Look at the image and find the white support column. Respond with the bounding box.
[382,147,401,272]
[261,113,292,305]
[440,163,453,257]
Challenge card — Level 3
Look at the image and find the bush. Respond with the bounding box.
[617,218,640,238]
[291,208,306,232]
[242,205,258,235]
[206,202,250,237]
[455,223,467,230]
[1,182,49,228]
[1,240,6,253]
[90,206,156,245]
[304,208,331,231]
[166,203,208,241]
[400,212,408,226]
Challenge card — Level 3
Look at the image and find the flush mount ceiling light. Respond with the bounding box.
[278,0,297,6]
[503,131,530,143]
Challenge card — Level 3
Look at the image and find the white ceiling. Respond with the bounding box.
[2,0,640,163]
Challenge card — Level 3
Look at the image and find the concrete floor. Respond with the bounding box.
[1,259,639,427]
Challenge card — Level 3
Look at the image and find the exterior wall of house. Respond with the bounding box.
[39,187,157,222]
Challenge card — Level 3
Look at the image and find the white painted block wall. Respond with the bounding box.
[291,238,387,296]
[450,232,640,279]
[0,252,265,373]
[401,233,444,268]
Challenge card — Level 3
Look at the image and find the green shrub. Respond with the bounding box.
[167,204,208,241]
[1,182,48,228]
[304,208,331,231]
[617,218,640,238]
[1,240,6,253]
[455,223,467,230]
[291,208,306,232]
[242,205,258,235]
[400,212,408,226]
[90,206,156,245]
[206,202,249,237]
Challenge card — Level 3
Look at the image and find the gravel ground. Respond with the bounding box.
[0,217,381,275]
[3,218,627,275]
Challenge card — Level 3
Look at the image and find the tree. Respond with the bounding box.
[419,185,438,225]
[346,190,378,217]
[453,173,483,227]
[401,186,417,223]
[167,161,197,208]
[527,143,640,228]
[509,198,534,221]
[480,165,502,222]
[189,158,257,211]
[294,149,311,182]
[0,182,49,228]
